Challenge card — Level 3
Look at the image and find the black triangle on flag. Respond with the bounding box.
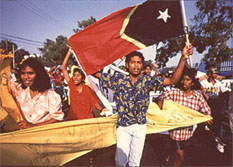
[122,0,185,46]
[69,0,186,75]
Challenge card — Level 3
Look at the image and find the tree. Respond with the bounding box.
[14,49,30,64]
[156,38,184,68]
[39,35,69,67]
[156,0,232,68]
[38,16,97,67]
[0,40,30,64]
[0,40,16,54]
[190,0,232,64]
[73,16,96,33]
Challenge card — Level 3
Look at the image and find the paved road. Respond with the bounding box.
[65,124,232,166]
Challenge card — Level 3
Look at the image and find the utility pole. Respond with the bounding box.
[12,46,24,69]
[12,45,15,69]
[5,39,8,51]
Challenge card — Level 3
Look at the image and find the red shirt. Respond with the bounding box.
[68,80,100,120]
[164,88,211,141]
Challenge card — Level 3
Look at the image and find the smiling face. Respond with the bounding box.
[126,55,143,77]
[72,71,83,86]
[181,75,193,91]
[21,66,36,88]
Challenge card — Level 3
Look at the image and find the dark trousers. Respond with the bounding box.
[208,98,226,138]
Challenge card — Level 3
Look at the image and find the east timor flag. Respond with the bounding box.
[69,0,184,75]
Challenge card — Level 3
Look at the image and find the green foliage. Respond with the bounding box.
[39,35,69,67]
[156,0,232,67]
[0,40,30,64]
[14,49,30,64]
[190,0,233,65]
[37,16,97,67]
[156,38,185,68]
[0,40,16,54]
[73,16,97,33]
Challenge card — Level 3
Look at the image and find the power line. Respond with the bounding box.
[18,0,62,30]
[25,1,69,30]
[0,37,43,47]
[0,33,44,44]
[18,1,68,31]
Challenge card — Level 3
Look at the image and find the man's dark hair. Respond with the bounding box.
[207,66,218,75]
[18,57,51,92]
[143,64,151,70]
[176,65,201,90]
[125,51,144,64]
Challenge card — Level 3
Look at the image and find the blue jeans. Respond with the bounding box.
[115,124,146,167]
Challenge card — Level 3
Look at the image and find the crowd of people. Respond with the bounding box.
[6,42,232,166]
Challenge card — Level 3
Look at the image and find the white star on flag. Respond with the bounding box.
[157,8,171,23]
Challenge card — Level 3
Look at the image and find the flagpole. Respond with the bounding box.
[180,0,192,67]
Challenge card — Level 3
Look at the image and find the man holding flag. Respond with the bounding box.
[68,1,186,75]
[68,0,193,166]
[94,43,192,166]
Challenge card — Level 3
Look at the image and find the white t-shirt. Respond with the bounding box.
[200,79,222,96]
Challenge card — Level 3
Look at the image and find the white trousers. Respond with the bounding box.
[115,124,146,167]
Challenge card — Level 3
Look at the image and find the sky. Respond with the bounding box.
[1,0,201,67]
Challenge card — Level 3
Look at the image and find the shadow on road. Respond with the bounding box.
[65,125,232,166]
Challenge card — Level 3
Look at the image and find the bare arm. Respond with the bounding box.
[61,48,72,83]
[163,43,193,86]
[48,65,56,73]
[36,118,59,125]
[18,118,59,129]
[94,102,111,117]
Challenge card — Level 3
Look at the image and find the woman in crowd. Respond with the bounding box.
[10,57,64,129]
[61,47,108,120]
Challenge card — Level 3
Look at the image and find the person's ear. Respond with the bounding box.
[126,63,129,70]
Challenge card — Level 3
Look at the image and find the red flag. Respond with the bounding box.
[69,1,184,75]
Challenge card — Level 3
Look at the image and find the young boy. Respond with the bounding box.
[61,47,107,120]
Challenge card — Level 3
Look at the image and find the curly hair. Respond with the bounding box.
[176,66,201,90]
[18,58,51,92]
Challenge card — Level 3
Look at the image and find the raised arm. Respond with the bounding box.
[18,118,60,129]
[163,43,193,86]
[48,65,56,74]
[61,47,72,82]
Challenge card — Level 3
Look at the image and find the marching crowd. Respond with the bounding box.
[5,42,232,166]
